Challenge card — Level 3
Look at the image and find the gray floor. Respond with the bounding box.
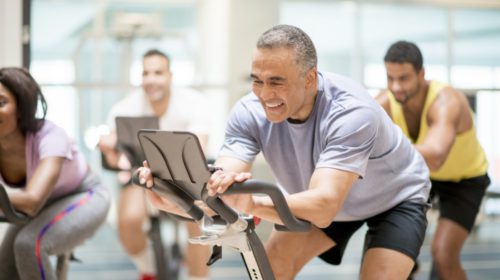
[64,203,500,280]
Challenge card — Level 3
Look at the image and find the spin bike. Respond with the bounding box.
[103,116,182,280]
[134,130,311,280]
[101,116,182,280]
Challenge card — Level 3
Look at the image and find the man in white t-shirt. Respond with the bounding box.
[99,49,210,280]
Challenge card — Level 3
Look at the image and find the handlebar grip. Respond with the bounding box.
[0,184,29,224]
[224,179,311,232]
[202,191,239,224]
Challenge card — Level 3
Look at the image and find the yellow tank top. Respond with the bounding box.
[387,80,488,181]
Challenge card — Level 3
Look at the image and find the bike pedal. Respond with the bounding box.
[206,245,222,266]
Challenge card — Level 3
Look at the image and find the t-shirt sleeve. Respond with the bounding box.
[218,100,260,163]
[37,124,73,161]
[316,106,379,178]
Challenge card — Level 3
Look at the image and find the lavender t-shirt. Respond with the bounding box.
[24,120,87,199]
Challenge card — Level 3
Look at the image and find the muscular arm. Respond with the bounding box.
[251,168,357,228]
[7,157,64,216]
[214,156,252,173]
[209,161,358,228]
[416,88,462,171]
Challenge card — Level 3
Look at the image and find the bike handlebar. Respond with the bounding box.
[133,171,311,232]
[0,184,29,224]
[210,179,311,232]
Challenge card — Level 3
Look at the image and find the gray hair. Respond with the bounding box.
[256,24,317,73]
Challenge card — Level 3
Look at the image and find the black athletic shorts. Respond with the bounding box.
[431,174,490,232]
[318,200,428,265]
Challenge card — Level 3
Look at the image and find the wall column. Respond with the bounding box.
[0,0,23,67]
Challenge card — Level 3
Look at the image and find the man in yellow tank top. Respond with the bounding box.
[376,41,490,280]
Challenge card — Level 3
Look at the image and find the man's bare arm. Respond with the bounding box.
[251,168,358,228]
[416,88,462,170]
[208,164,358,228]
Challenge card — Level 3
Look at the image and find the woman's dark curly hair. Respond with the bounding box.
[0,67,47,134]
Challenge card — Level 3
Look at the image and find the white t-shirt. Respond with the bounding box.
[107,87,211,136]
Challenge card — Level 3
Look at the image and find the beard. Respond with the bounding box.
[396,82,421,105]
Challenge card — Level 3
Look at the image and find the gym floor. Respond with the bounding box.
[65,199,500,280]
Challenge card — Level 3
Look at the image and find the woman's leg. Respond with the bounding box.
[0,224,23,280]
[14,184,109,280]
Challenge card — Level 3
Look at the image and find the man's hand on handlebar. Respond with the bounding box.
[208,170,255,215]
[207,170,251,196]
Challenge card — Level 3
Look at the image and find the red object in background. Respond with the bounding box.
[253,216,261,226]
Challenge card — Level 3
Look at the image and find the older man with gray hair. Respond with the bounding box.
[140,24,432,279]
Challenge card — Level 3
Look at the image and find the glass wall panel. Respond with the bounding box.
[281,1,357,76]
[31,0,199,163]
[477,91,500,188]
[360,4,448,88]
[281,2,450,88]
[452,9,500,88]
[453,9,500,186]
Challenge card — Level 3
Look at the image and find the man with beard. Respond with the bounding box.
[376,40,490,280]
